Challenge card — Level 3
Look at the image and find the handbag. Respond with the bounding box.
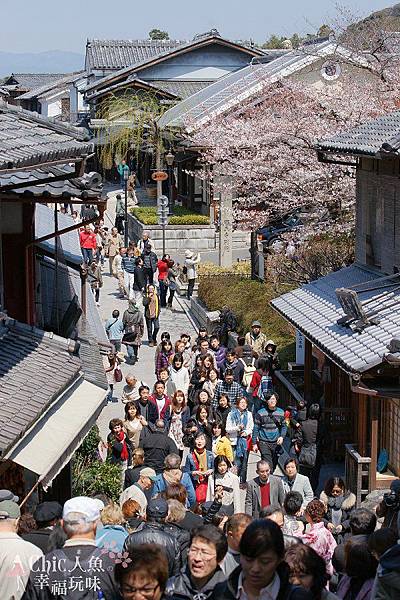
[298,443,317,468]
[114,366,123,383]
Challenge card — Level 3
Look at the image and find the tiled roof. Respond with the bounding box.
[316,110,400,156]
[16,72,85,101]
[86,39,186,71]
[0,163,75,189]
[0,103,93,169]
[85,35,265,95]
[158,40,369,129]
[85,76,179,102]
[151,80,214,99]
[271,264,400,374]
[2,73,67,90]
[0,319,81,454]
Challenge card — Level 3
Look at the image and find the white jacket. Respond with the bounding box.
[226,410,254,447]
[113,254,123,274]
[207,471,241,513]
[169,365,190,396]
[184,254,200,279]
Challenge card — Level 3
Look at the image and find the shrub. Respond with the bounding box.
[198,275,295,367]
[130,206,210,226]
[72,457,121,502]
[198,261,251,276]
[75,425,101,461]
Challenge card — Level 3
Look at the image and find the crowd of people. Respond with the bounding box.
[3,202,400,599]
[3,313,400,599]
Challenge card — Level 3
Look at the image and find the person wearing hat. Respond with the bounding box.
[0,497,44,599]
[120,466,158,516]
[21,501,62,553]
[23,496,119,599]
[245,320,268,356]
[124,497,181,576]
[184,249,200,300]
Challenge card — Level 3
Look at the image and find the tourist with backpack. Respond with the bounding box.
[248,357,272,414]
[220,349,244,384]
[252,392,287,471]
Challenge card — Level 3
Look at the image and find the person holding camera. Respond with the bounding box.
[376,478,400,536]
[206,455,241,515]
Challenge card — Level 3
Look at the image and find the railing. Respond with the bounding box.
[345,444,371,507]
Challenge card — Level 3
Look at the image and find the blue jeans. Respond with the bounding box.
[146,317,160,343]
[81,248,93,264]
[234,450,249,484]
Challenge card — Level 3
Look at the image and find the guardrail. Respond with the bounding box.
[345,444,371,507]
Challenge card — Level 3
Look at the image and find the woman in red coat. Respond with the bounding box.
[157,254,170,308]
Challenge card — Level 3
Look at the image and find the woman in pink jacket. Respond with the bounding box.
[302,499,337,576]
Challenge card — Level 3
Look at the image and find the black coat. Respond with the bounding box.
[107,432,133,465]
[124,521,181,576]
[140,430,178,473]
[332,533,370,575]
[22,528,52,554]
[178,510,204,531]
[133,265,146,291]
[166,565,227,600]
[124,464,144,489]
[135,399,158,425]
[213,564,313,600]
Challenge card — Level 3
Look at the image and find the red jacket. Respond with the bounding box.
[157,259,169,281]
[80,230,97,249]
[149,394,171,421]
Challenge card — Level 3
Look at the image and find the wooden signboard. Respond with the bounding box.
[151,171,168,181]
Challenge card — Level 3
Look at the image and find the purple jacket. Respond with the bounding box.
[337,576,374,600]
[213,345,227,371]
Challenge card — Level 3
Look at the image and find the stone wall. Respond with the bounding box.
[127,214,250,253]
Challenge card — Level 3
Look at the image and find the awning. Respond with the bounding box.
[5,378,106,490]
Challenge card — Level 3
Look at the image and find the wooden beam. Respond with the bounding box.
[370,398,379,492]
[304,338,312,402]
[357,394,367,456]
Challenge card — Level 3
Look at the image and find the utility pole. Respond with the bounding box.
[157,195,169,256]
[123,168,129,247]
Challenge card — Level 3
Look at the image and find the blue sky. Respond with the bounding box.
[0,0,395,53]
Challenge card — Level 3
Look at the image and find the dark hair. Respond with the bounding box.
[164,482,188,506]
[171,390,186,411]
[307,403,320,420]
[112,309,120,318]
[214,454,232,471]
[138,385,150,394]
[266,391,279,402]
[284,457,298,470]
[47,524,68,551]
[17,513,37,534]
[92,493,112,506]
[256,357,269,372]
[172,352,184,367]
[240,518,285,560]
[154,380,165,389]
[211,420,226,436]
[114,544,169,592]
[224,368,234,377]
[226,349,236,357]
[161,331,171,341]
[284,491,303,516]
[124,401,138,420]
[368,528,398,558]
[210,335,220,343]
[199,326,207,332]
[226,513,252,534]
[196,404,211,422]
[237,336,245,346]
[181,333,190,340]
[134,257,142,266]
[349,508,377,535]
[191,524,228,563]
[259,505,284,519]
[344,540,378,580]
[161,340,172,353]
[305,499,325,523]
[324,477,346,497]
[109,418,123,431]
[285,544,328,599]
[196,388,210,404]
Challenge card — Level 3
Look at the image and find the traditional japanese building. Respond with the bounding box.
[271,110,400,503]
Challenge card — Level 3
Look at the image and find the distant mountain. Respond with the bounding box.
[349,2,400,35]
[0,50,84,77]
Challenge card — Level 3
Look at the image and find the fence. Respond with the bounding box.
[345,444,371,506]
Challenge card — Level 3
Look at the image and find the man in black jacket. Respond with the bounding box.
[136,385,158,425]
[124,498,181,576]
[166,524,228,600]
[140,419,178,474]
[21,501,62,554]
[132,256,146,306]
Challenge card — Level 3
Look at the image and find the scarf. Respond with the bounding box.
[327,495,346,510]
[194,448,207,472]
[116,430,129,461]
[231,408,248,458]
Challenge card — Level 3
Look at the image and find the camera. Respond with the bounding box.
[383,491,400,509]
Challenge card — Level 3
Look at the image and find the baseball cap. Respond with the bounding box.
[34,501,63,523]
[139,467,157,481]
[62,497,102,523]
[251,320,261,327]
[147,498,168,519]
[0,500,20,519]
[0,489,19,503]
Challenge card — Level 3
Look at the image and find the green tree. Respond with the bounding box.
[290,33,303,49]
[318,24,334,38]
[263,35,286,49]
[149,28,170,40]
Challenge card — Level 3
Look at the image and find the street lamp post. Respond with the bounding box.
[165,151,174,215]
[123,167,129,247]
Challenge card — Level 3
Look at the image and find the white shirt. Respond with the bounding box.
[236,571,280,600]
[0,532,44,600]
[155,396,166,417]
